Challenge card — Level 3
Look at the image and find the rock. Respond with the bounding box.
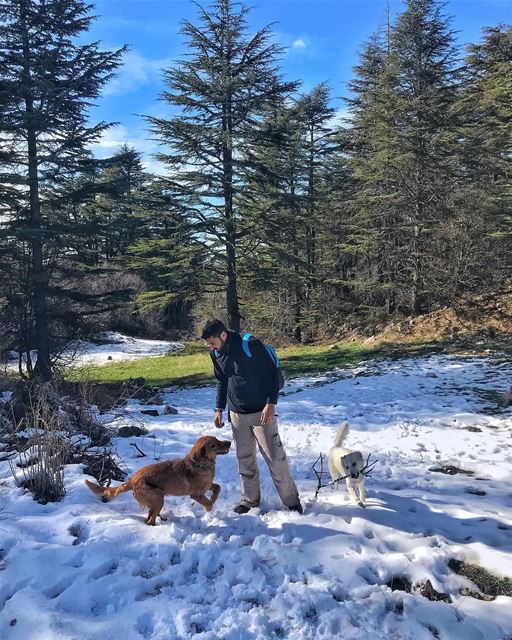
[420,580,451,603]
[498,387,512,408]
[141,409,159,417]
[118,425,149,437]
[146,395,164,406]
[429,464,473,476]
[107,355,113,361]
[329,344,338,350]
[425,372,438,378]
[163,405,178,415]
[459,587,495,601]
[466,487,486,496]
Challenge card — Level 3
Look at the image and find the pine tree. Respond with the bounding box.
[119,177,205,333]
[0,0,125,379]
[345,29,404,315]
[239,96,309,340]
[345,0,460,317]
[148,0,297,332]
[391,0,459,313]
[85,146,148,262]
[455,25,512,290]
[296,83,337,338]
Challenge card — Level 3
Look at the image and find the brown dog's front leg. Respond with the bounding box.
[210,483,221,506]
[191,494,213,512]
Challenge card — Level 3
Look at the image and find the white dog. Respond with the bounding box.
[327,421,366,507]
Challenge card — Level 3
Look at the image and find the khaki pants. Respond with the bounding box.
[230,410,299,508]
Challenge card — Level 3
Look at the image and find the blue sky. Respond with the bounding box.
[87,0,512,172]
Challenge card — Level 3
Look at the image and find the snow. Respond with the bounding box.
[1,351,511,639]
[67,331,184,366]
[5,331,183,370]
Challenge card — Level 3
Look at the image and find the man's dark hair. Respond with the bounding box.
[201,318,227,340]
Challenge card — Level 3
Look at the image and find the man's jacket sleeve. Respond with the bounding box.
[211,353,228,410]
[251,339,279,405]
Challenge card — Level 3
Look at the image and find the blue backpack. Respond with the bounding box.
[242,333,284,391]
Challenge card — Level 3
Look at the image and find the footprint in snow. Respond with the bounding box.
[43,575,75,600]
[89,560,119,580]
[137,612,156,639]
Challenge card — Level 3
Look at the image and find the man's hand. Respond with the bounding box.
[214,410,224,428]
[260,403,276,425]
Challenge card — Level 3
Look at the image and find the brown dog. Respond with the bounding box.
[85,435,231,525]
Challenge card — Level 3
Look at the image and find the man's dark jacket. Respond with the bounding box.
[211,331,280,415]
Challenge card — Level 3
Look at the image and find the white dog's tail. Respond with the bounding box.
[332,421,350,448]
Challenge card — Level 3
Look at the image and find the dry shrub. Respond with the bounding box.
[7,382,70,503]
[3,377,133,499]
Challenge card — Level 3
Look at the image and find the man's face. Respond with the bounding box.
[204,330,227,352]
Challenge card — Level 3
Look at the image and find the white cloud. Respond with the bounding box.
[328,107,353,129]
[89,124,167,175]
[292,38,307,49]
[104,51,174,97]
[273,31,318,57]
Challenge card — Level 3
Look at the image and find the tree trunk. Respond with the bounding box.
[21,0,51,381]
[223,97,241,333]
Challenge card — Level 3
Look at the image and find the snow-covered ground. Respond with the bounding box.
[5,332,183,370]
[1,352,511,640]
[67,332,184,366]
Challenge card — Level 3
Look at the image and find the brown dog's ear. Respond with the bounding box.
[200,444,208,457]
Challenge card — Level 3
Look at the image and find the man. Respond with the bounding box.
[201,318,302,515]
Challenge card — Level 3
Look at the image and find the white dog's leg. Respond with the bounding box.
[346,482,359,504]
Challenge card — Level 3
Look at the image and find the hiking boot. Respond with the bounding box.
[233,504,251,514]
[288,502,303,514]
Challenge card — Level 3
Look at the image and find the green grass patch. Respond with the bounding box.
[65,332,512,389]
[67,342,214,388]
[67,341,374,388]
[449,559,512,597]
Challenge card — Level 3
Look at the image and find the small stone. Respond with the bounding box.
[146,395,164,406]
[141,409,159,417]
[107,355,113,361]
[164,405,178,415]
[498,387,512,408]
[118,425,149,437]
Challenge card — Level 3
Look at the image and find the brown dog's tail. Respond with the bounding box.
[85,478,132,501]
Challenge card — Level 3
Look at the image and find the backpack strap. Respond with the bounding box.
[242,332,253,358]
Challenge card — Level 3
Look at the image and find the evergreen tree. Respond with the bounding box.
[84,146,147,262]
[391,0,459,313]
[346,0,459,316]
[239,96,309,340]
[148,0,297,332]
[454,25,512,290]
[119,177,205,334]
[239,84,339,341]
[345,29,405,316]
[0,0,125,379]
[297,83,337,337]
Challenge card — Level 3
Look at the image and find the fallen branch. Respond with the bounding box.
[129,442,146,458]
[312,452,378,500]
